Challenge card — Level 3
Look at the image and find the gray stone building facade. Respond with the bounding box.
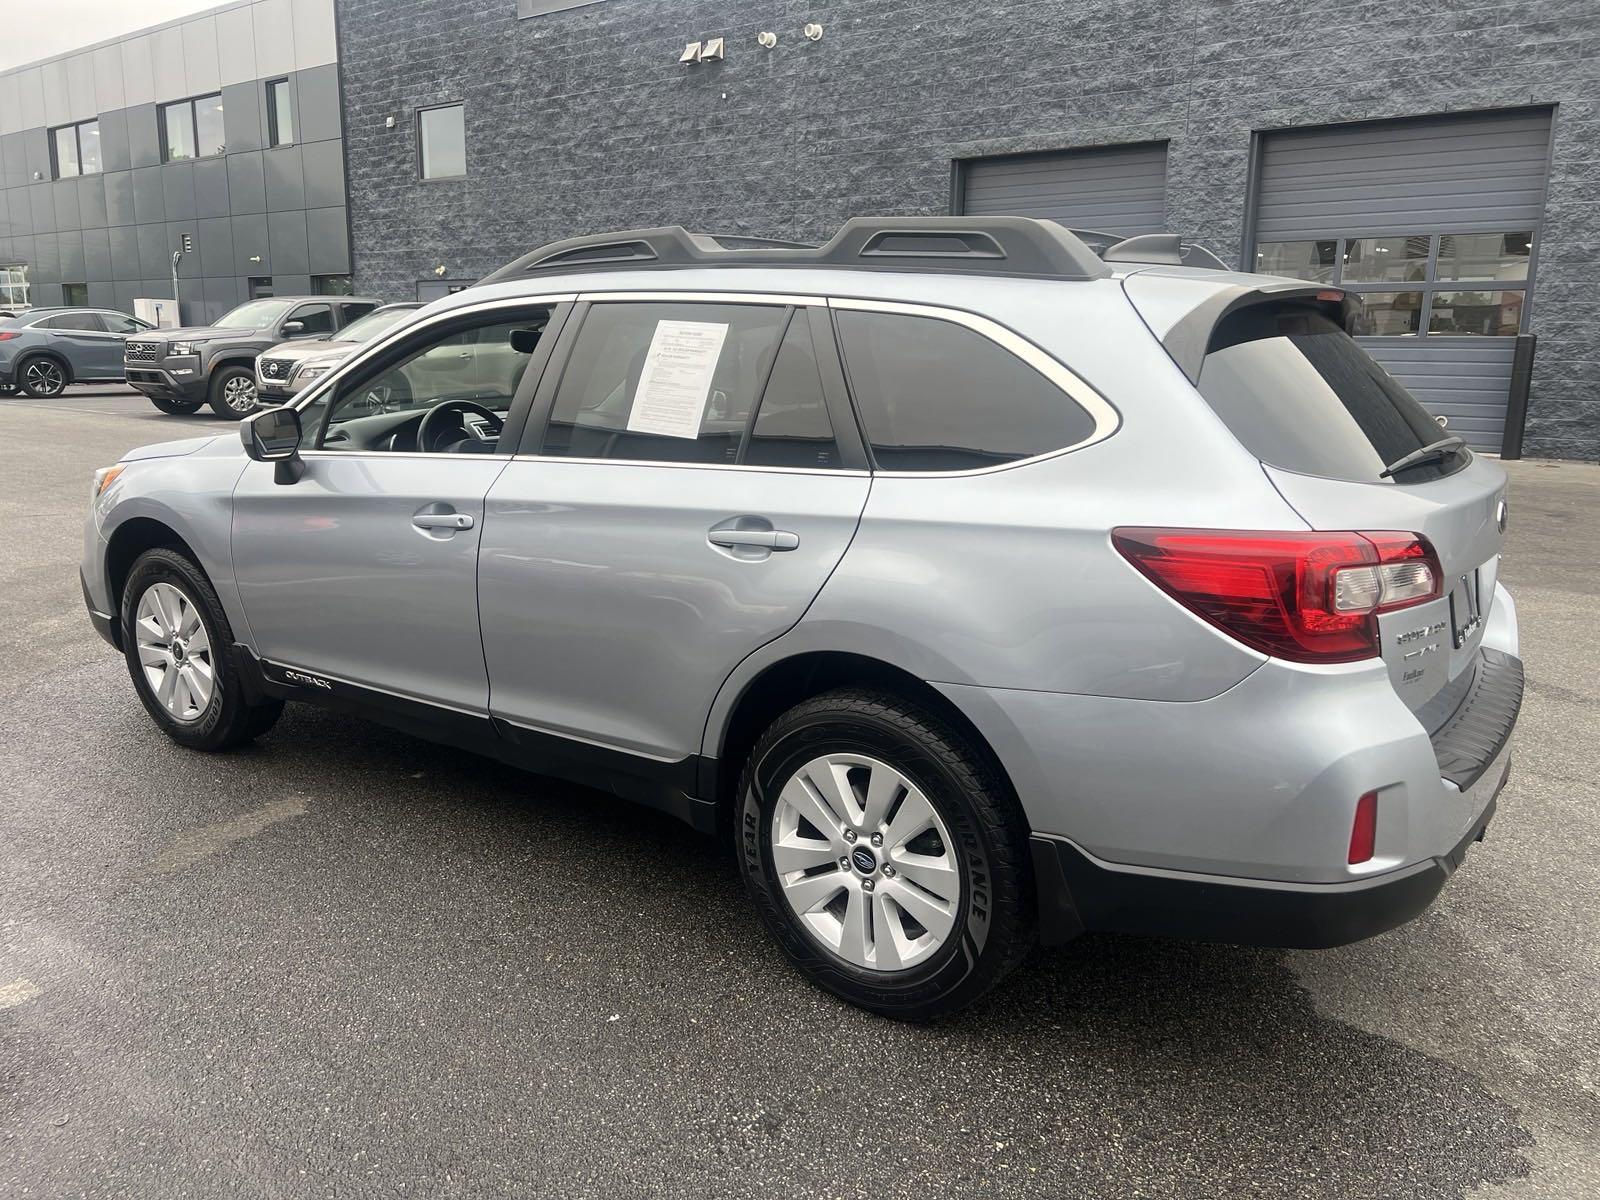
[0,0,352,326]
[334,0,1599,460]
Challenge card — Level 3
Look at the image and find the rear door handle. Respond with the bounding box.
[413,512,474,531]
[708,528,799,551]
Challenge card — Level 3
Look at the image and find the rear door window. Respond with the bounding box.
[1198,303,1465,483]
[540,302,788,465]
[41,312,106,332]
[834,309,1097,471]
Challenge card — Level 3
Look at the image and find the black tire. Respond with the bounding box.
[737,687,1035,1019]
[119,547,284,751]
[207,364,259,418]
[18,355,68,398]
[149,395,205,415]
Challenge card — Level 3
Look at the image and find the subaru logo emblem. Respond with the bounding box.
[850,847,877,873]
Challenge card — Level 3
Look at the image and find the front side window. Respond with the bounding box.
[333,307,416,344]
[286,304,335,337]
[541,302,788,465]
[161,94,224,162]
[266,79,294,147]
[418,104,466,179]
[835,309,1097,472]
[317,314,549,453]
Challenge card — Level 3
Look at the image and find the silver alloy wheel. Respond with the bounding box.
[134,582,215,723]
[223,374,258,412]
[770,753,961,972]
[23,359,64,396]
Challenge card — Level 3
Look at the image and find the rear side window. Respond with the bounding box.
[745,315,839,469]
[1198,303,1464,483]
[541,302,788,465]
[835,310,1096,471]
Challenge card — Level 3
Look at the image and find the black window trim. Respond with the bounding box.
[265,77,294,148]
[159,91,225,163]
[416,101,467,182]
[515,293,871,473]
[49,118,101,179]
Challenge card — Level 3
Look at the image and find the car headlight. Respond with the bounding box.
[294,366,329,383]
[171,341,200,356]
[92,463,126,498]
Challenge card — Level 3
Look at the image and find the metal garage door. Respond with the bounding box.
[960,142,1168,236]
[1250,109,1552,450]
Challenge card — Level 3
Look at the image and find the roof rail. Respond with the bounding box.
[479,216,1112,284]
[1069,227,1230,270]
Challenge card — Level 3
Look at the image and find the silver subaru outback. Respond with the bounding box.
[81,218,1522,1018]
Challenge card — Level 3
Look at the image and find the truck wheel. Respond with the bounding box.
[120,547,284,750]
[19,356,67,398]
[737,688,1036,1019]
[208,365,259,418]
[149,396,205,415]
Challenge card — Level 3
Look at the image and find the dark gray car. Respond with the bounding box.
[124,295,382,418]
[0,308,154,398]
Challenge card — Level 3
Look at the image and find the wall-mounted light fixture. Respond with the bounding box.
[757,31,777,48]
[804,22,824,40]
[249,255,262,264]
[434,265,447,277]
[385,116,396,129]
[680,41,701,63]
[680,37,725,63]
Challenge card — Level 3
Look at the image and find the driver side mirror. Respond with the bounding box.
[509,327,543,354]
[281,320,306,337]
[241,405,305,484]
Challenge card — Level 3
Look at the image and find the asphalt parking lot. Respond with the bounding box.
[2,385,1597,1199]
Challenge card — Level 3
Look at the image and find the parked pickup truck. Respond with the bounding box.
[124,295,382,418]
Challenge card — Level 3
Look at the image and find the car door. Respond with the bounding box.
[478,298,871,765]
[40,312,120,377]
[231,300,566,713]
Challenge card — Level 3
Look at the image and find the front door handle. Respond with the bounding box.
[413,512,474,531]
[708,528,799,551]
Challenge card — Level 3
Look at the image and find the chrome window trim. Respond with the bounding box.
[577,290,824,306]
[506,454,866,478]
[297,450,515,462]
[825,296,1122,477]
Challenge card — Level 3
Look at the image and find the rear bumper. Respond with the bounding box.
[1031,777,1502,948]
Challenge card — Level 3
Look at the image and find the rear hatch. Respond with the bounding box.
[1130,280,1507,714]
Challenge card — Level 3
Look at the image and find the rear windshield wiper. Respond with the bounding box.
[1379,435,1465,479]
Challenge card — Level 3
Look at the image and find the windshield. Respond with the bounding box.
[1197,302,1466,484]
[333,307,417,344]
[215,299,295,329]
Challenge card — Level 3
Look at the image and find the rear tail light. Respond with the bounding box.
[1348,791,1379,864]
[0,331,21,341]
[1111,528,1442,663]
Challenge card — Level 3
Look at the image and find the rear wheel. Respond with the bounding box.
[737,688,1035,1019]
[120,548,283,750]
[207,365,259,418]
[149,395,205,415]
[19,356,67,398]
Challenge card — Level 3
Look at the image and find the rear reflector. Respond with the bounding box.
[1111,528,1442,663]
[1349,791,1378,864]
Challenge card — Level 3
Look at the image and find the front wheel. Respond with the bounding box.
[19,357,67,398]
[120,548,284,750]
[737,688,1036,1019]
[207,365,259,418]
[149,395,205,415]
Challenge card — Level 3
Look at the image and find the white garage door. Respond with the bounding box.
[1250,109,1552,451]
[960,142,1168,236]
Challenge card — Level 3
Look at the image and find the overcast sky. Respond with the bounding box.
[1,0,224,72]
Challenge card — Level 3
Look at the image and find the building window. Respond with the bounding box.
[418,104,466,180]
[311,274,354,296]
[266,79,294,147]
[62,283,89,307]
[248,276,274,299]
[1,265,31,311]
[160,94,226,162]
[50,120,101,179]
[1253,232,1534,337]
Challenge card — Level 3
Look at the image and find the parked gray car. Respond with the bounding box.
[0,307,153,397]
[124,295,382,418]
[81,218,1522,1017]
[256,303,422,403]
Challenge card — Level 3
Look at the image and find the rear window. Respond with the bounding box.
[1197,303,1466,483]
